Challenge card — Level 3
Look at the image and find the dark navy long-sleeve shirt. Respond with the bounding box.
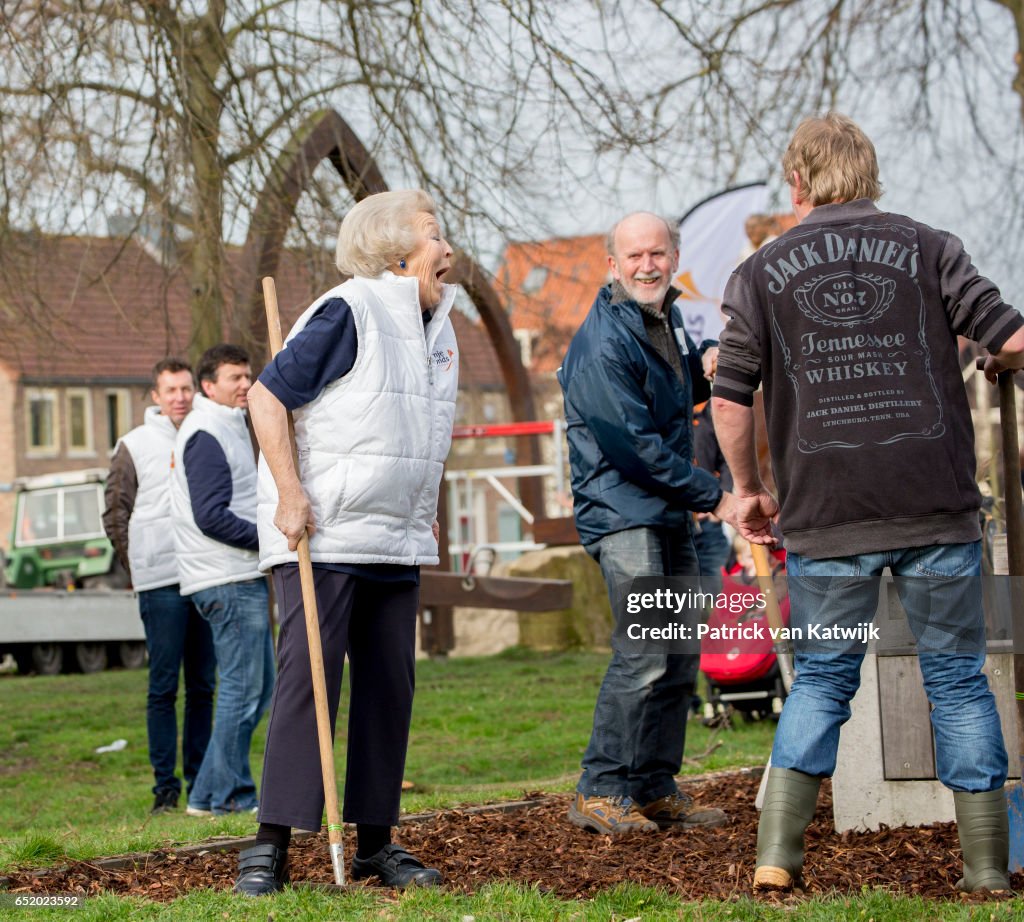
[258,296,424,584]
[259,298,359,409]
[183,431,259,551]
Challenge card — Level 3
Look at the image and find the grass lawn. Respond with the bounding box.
[0,648,1018,920]
[3,884,1021,921]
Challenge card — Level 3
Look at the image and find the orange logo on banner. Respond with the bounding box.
[674,270,711,302]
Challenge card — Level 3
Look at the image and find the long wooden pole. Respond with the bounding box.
[974,358,1024,868]
[996,368,1024,871]
[995,372,1024,769]
[750,543,794,693]
[262,277,344,886]
[976,360,1024,750]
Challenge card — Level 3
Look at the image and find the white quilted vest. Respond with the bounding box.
[171,394,261,595]
[117,407,178,591]
[258,272,459,570]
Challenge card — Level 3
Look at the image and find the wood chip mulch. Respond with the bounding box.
[2,770,1021,903]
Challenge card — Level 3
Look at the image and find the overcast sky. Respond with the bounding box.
[485,2,1024,298]
[7,2,1022,300]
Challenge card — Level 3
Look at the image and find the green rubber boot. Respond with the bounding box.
[953,788,1010,893]
[753,767,822,890]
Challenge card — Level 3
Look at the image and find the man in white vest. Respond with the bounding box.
[170,344,275,816]
[104,358,216,815]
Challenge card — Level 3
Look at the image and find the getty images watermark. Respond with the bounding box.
[612,576,884,655]
[624,587,879,644]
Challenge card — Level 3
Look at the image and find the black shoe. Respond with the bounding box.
[233,844,289,896]
[151,789,179,815]
[351,844,442,889]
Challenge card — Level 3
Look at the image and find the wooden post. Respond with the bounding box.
[420,475,455,657]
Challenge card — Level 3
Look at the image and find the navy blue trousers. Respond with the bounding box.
[257,566,418,832]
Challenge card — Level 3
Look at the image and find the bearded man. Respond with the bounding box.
[557,212,736,835]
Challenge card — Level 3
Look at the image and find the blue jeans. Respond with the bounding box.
[578,526,701,804]
[138,585,216,797]
[772,542,1007,792]
[189,578,275,813]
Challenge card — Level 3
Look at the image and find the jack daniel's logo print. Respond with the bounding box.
[793,271,895,327]
[765,233,920,294]
[765,222,944,453]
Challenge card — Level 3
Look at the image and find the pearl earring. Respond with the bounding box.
[399,259,407,269]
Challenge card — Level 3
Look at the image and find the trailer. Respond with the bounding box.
[1,469,146,675]
[0,588,145,675]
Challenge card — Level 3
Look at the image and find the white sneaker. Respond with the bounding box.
[186,805,213,817]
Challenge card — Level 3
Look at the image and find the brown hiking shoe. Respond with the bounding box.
[639,791,729,829]
[567,793,659,835]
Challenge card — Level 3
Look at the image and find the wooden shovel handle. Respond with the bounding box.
[262,277,344,885]
[750,542,794,693]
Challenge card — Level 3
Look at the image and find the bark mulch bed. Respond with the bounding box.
[2,770,1020,903]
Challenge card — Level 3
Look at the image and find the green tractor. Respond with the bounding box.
[1,469,143,675]
[3,468,126,591]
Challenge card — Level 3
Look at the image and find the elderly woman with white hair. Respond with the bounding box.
[234,189,457,896]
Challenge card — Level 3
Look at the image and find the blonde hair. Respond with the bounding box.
[335,189,437,277]
[782,113,882,206]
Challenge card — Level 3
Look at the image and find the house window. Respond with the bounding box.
[513,328,534,368]
[105,389,132,451]
[521,266,548,294]
[25,388,58,456]
[66,389,94,455]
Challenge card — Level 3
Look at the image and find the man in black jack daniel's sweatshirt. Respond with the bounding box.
[712,113,1024,895]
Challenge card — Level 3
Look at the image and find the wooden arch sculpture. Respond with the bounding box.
[231,109,543,517]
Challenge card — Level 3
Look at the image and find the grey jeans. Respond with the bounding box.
[577,526,701,804]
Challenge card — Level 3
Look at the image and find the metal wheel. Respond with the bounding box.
[73,642,108,673]
[31,643,64,676]
[114,641,147,669]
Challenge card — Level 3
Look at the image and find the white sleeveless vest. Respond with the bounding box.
[258,272,459,570]
[171,394,261,595]
[117,406,179,592]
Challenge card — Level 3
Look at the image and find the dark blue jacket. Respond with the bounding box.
[557,284,723,546]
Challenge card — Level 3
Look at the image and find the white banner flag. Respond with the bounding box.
[674,183,769,344]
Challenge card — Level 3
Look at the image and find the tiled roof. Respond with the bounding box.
[0,234,193,381]
[0,233,502,389]
[448,310,504,392]
[497,234,608,373]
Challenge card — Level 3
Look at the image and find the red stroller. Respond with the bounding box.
[699,548,790,721]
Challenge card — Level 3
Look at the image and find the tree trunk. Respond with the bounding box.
[1011,1,1024,122]
[180,6,228,362]
[994,0,1024,123]
[188,125,226,361]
